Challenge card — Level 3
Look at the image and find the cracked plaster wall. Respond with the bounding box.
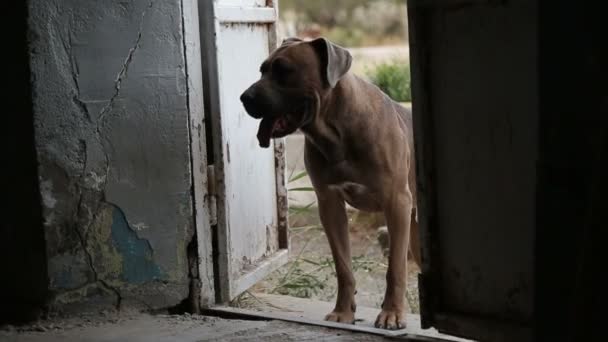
[28,0,195,311]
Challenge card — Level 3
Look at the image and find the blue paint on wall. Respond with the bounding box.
[110,206,161,283]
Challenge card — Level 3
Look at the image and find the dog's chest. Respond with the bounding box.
[327,181,381,212]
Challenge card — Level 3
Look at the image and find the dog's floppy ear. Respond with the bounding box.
[280,37,303,47]
[309,37,352,88]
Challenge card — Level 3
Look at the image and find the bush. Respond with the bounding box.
[366,60,411,102]
[279,0,408,47]
[352,1,407,38]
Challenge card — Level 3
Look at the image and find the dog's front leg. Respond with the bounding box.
[375,188,413,330]
[317,188,356,324]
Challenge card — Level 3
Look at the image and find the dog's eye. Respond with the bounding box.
[259,61,270,74]
[272,58,294,74]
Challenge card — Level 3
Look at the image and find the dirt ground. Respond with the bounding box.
[0,310,393,342]
[247,208,420,314]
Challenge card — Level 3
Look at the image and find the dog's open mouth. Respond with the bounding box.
[257,116,288,148]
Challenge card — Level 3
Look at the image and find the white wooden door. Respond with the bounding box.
[199,0,288,303]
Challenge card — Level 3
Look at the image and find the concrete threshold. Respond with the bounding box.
[205,293,472,342]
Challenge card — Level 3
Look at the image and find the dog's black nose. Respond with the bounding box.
[240,88,263,118]
[240,89,255,106]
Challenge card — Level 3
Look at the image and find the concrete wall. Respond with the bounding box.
[28,0,196,311]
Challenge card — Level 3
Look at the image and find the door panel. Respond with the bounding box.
[409,1,536,341]
[218,0,266,7]
[200,0,287,302]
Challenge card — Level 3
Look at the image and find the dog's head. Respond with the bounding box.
[240,37,352,148]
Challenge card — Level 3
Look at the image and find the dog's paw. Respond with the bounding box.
[324,310,355,324]
[374,309,406,330]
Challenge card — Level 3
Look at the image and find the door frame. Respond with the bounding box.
[408,2,534,341]
[183,0,216,307]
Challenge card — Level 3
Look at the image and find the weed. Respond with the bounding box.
[366,60,411,102]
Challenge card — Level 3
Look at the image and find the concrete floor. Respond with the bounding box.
[1,103,441,342]
[0,295,471,342]
[225,293,470,341]
[0,312,395,342]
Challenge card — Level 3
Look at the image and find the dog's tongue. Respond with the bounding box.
[257,117,275,148]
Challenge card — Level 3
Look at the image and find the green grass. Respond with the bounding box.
[366,60,411,102]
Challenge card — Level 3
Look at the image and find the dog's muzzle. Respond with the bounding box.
[240,88,264,119]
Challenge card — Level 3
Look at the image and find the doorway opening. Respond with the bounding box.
[210,1,458,339]
[199,1,471,340]
[237,0,416,317]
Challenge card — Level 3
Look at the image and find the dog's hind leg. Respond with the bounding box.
[375,187,413,330]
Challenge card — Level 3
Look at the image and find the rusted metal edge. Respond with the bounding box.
[274,138,289,249]
[267,1,289,250]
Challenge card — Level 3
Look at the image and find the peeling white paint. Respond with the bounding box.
[44,212,56,227]
[86,171,106,190]
[132,222,149,231]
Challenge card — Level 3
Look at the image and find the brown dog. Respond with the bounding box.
[240,37,420,330]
